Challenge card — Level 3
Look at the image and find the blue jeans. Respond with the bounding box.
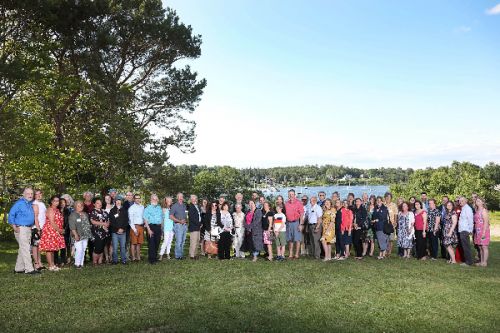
[173,223,187,259]
[112,232,127,263]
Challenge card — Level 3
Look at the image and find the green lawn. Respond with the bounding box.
[490,210,500,226]
[0,240,498,333]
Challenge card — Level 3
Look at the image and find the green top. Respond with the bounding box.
[68,211,92,240]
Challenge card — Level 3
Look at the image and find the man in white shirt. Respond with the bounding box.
[458,197,474,266]
[306,196,323,259]
[128,194,145,261]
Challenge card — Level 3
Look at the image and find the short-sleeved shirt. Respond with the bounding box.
[262,211,274,230]
[274,212,287,232]
[427,208,440,232]
[306,204,323,224]
[285,199,304,222]
[170,202,187,221]
[143,204,163,225]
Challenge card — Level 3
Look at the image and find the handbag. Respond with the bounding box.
[383,212,394,235]
[204,240,218,255]
[210,226,220,237]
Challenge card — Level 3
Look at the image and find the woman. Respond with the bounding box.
[397,202,415,259]
[333,200,344,260]
[39,196,66,271]
[159,197,174,260]
[262,201,274,261]
[275,195,286,214]
[90,198,110,265]
[409,197,416,212]
[352,198,367,260]
[397,197,404,210]
[371,196,389,259]
[109,196,128,265]
[473,197,490,267]
[103,194,114,213]
[232,204,246,258]
[362,195,376,257]
[61,194,75,264]
[102,194,114,263]
[320,199,336,261]
[244,200,263,262]
[54,198,69,266]
[414,201,428,260]
[68,201,92,269]
[31,189,46,270]
[203,201,221,259]
[218,202,233,260]
[199,198,208,256]
[341,200,353,259]
[442,201,459,264]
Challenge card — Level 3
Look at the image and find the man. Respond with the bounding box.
[384,192,398,256]
[170,193,188,260]
[306,196,323,259]
[284,189,305,259]
[188,195,202,259]
[8,187,39,274]
[458,197,474,266]
[143,194,163,264]
[361,193,369,207]
[421,192,429,212]
[128,194,144,261]
[123,191,135,210]
[258,196,265,210]
[300,194,310,255]
[232,192,247,214]
[331,191,340,203]
[251,192,259,206]
[318,191,326,207]
[122,191,135,260]
[426,199,441,260]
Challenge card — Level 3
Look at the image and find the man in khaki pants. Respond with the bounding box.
[187,195,202,259]
[8,187,40,274]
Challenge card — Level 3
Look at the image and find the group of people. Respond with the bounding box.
[7,186,491,274]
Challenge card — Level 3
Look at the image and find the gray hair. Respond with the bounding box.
[83,191,94,199]
[61,194,75,207]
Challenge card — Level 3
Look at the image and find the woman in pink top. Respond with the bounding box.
[341,201,353,259]
[473,197,490,267]
[413,201,427,260]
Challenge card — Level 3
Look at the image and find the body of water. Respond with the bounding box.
[261,185,390,199]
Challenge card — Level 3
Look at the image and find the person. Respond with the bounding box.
[31,189,46,270]
[109,189,118,203]
[273,204,287,261]
[8,188,39,274]
[306,196,323,259]
[159,197,175,260]
[396,197,404,209]
[128,194,145,261]
[397,202,415,259]
[39,195,66,271]
[232,192,247,214]
[300,194,310,255]
[90,198,110,265]
[68,201,92,269]
[442,201,459,264]
[82,191,94,261]
[352,198,367,260]
[218,202,233,260]
[438,196,450,259]
[54,197,68,266]
[109,196,128,265]
[284,189,305,260]
[318,191,326,207]
[61,193,74,265]
[251,192,259,206]
[275,195,286,214]
[426,199,441,260]
[170,193,188,260]
[232,203,246,258]
[384,192,398,256]
[143,194,163,264]
[371,196,389,260]
[361,193,369,206]
[203,201,221,259]
[331,191,340,203]
[122,191,135,256]
[188,195,202,259]
[340,200,353,259]
[262,201,274,261]
[333,200,344,260]
[200,198,208,256]
[458,197,474,266]
[414,201,428,260]
[421,192,429,211]
[258,196,265,210]
[409,196,416,212]
[320,199,336,261]
[347,193,355,209]
[103,194,114,263]
[104,194,114,213]
[362,195,376,257]
[218,195,226,209]
[473,197,490,267]
[123,191,135,210]
[245,200,264,262]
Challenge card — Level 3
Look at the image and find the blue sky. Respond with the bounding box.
[164,0,500,168]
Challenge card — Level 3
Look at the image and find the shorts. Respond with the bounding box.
[93,237,106,254]
[286,221,302,242]
[263,230,273,245]
[342,231,352,245]
[130,225,144,245]
[31,229,41,247]
[275,232,287,247]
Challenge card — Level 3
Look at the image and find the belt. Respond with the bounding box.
[134,224,144,226]
[287,220,299,223]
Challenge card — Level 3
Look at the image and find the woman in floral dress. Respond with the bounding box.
[442,201,459,264]
[320,199,336,261]
[473,197,490,267]
[39,195,66,271]
[397,202,414,259]
[90,198,110,266]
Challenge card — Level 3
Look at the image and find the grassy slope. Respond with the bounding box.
[0,238,499,333]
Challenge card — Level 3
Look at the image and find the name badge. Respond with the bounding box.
[76,218,81,222]
[114,214,119,218]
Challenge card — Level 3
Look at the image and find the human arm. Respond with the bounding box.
[32,203,41,233]
[143,207,152,237]
[422,212,428,238]
[47,208,63,235]
[68,213,80,241]
[128,208,138,234]
[481,210,489,239]
[434,216,441,234]
[448,214,458,237]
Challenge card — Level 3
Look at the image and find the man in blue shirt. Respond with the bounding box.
[143,194,163,264]
[170,192,187,260]
[8,187,39,274]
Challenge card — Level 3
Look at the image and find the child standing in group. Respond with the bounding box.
[274,204,287,261]
[159,197,174,260]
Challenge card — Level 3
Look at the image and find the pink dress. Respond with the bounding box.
[474,209,490,246]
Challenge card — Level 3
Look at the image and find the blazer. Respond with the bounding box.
[188,204,202,232]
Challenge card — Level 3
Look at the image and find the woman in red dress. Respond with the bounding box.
[39,196,66,271]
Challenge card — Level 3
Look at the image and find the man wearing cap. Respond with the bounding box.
[170,193,188,260]
[9,187,40,274]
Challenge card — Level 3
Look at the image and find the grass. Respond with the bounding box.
[489,211,500,226]
[0,239,499,333]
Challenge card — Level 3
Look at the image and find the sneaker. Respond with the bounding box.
[25,270,41,275]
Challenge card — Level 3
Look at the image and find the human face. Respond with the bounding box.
[475,198,484,209]
[310,197,317,206]
[94,200,102,209]
[288,191,296,201]
[459,197,466,207]
[429,200,436,210]
[343,201,349,208]
[362,193,368,202]
[249,200,256,211]
[446,201,453,212]
[190,195,198,205]
[235,193,243,202]
[442,197,449,205]
[402,203,409,212]
[212,202,219,211]
[75,202,84,213]
[105,195,112,204]
[259,197,265,204]
[415,201,421,210]
[110,191,117,199]
[115,199,122,207]
[301,196,308,205]
[335,200,342,209]
[134,195,141,205]
[252,193,258,200]
[376,198,383,206]
[164,197,172,207]
[151,196,159,205]
[385,195,392,203]
[177,193,184,203]
[126,192,133,201]
[35,191,43,201]
[421,194,427,202]
[222,204,229,212]
[324,200,331,209]
[355,199,361,208]
[59,199,66,208]
[51,197,60,208]
[318,193,325,201]
[236,205,242,213]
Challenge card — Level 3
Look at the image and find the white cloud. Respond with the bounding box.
[486,3,500,15]
[454,25,471,33]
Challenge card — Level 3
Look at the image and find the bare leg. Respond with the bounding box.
[447,246,456,263]
[288,242,293,259]
[46,252,54,268]
[369,241,374,256]
[137,244,142,261]
[387,241,393,255]
[345,245,350,258]
[267,244,273,260]
[362,242,368,256]
[32,246,40,269]
[294,241,301,258]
